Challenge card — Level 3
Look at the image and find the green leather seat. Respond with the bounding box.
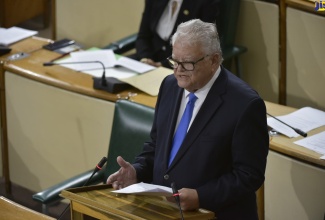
[103,0,247,78]
[32,100,155,214]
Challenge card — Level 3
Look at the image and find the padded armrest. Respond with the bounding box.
[32,168,105,204]
[103,33,138,54]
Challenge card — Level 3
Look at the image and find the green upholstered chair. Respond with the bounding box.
[103,0,247,78]
[32,100,155,214]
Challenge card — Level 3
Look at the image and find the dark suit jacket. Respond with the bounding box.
[135,0,220,66]
[134,67,269,220]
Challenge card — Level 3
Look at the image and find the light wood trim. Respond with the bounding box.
[286,0,325,16]
[256,184,264,220]
[51,0,56,40]
[0,196,55,220]
[279,0,287,105]
[0,61,10,193]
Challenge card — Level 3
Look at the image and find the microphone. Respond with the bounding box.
[43,61,130,93]
[84,156,108,186]
[171,182,184,220]
[57,156,107,220]
[267,113,307,137]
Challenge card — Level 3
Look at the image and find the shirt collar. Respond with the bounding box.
[184,66,221,100]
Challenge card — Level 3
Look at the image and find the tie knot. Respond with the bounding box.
[188,93,197,103]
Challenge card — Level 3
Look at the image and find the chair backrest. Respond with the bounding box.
[104,100,155,181]
[217,0,241,51]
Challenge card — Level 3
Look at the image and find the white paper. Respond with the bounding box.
[116,56,155,73]
[120,67,171,96]
[112,182,173,196]
[0,27,38,46]
[294,131,325,155]
[56,53,137,79]
[58,50,155,74]
[267,107,325,138]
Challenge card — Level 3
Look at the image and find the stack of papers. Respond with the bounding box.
[112,182,173,196]
[268,107,325,159]
[55,50,172,96]
[294,131,325,158]
[57,50,155,75]
[267,107,325,138]
[0,27,38,46]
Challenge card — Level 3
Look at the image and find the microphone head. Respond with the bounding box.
[98,156,108,168]
[43,62,54,66]
[171,182,178,194]
[295,129,307,137]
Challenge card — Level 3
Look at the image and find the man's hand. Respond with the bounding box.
[106,156,137,189]
[167,188,200,211]
[140,58,162,67]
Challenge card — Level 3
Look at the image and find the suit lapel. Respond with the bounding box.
[167,68,228,169]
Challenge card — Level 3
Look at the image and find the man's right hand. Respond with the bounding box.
[106,156,137,189]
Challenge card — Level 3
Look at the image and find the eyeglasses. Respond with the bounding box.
[167,55,209,71]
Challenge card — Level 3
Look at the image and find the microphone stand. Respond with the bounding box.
[171,182,184,220]
[43,61,130,93]
[57,157,107,220]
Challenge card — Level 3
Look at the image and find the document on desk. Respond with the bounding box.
[58,50,155,74]
[267,107,325,138]
[112,182,173,196]
[0,27,38,46]
[294,131,325,158]
[55,49,170,96]
[119,67,172,96]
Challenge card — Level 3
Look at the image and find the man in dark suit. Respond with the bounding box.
[135,0,220,68]
[107,19,269,220]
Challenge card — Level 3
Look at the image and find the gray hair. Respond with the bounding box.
[171,19,223,61]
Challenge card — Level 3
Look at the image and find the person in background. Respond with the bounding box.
[107,19,269,220]
[134,0,220,68]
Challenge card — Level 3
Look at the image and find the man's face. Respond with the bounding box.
[171,39,219,92]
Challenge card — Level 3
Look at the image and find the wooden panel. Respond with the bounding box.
[0,196,55,220]
[0,0,48,28]
[61,185,215,220]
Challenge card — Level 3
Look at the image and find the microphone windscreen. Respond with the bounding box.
[171,182,178,194]
[98,156,107,168]
[43,62,54,66]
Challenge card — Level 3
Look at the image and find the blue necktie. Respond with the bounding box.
[169,93,197,166]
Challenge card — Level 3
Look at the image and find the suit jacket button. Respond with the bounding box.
[162,46,166,51]
[164,174,169,180]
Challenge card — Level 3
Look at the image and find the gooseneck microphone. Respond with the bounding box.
[267,113,307,137]
[171,182,184,220]
[43,61,130,93]
[57,156,107,220]
[84,156,108,186]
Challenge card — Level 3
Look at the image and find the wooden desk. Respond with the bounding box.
[265,101,325,220]
[0,196,55,220]
[266,101,325,168]
[0,37,158,194]
[61,185,215,220]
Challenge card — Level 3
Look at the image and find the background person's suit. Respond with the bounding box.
[136,0,221,66]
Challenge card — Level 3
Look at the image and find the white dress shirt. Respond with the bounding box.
[174,66,222,133]
[156,0,183,41]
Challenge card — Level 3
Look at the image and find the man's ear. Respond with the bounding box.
[211,53,221,67]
